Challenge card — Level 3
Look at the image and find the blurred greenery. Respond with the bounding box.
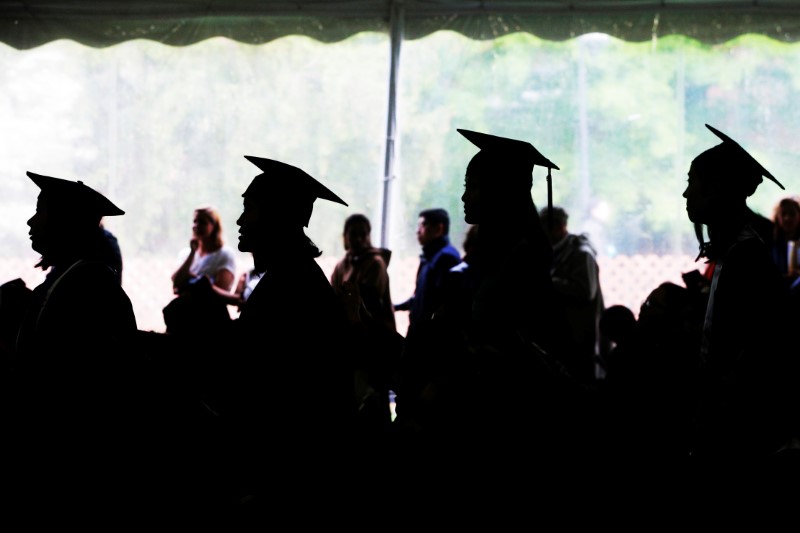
[397,31,800,259]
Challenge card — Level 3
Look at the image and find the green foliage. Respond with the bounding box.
[394,31,800,257]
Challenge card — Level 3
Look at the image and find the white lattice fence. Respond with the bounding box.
[597,254,705,317]
[0,253,706,334]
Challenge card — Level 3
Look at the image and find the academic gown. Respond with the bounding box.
[208,253,353,500]
[6,259,157,514]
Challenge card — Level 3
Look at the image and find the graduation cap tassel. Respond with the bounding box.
[547,167,553,229]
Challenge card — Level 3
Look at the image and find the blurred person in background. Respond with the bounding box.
[171,205,236,298]
[331,213,402,436]
[540,205,605,383]
[769,195,800,293]
[165,205,236,334]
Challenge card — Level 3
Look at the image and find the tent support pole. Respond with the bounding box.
[380,0,404,249]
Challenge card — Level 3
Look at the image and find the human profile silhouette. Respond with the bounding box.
[456,128,576,369]
[214,155,354,511]
[6,171,148,515]
[16,172,135,358]
[683,124,797,467]
[405,129,593,483]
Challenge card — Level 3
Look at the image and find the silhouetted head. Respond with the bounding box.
[684,124,783,226]
[458,129,559,225]
[540,205,569,245]
[457,129,557,271]
[240,156,346,227]
[343,213,373,254]
[599,305,637,345]
[26,172,124,270]
[237,156,347,264]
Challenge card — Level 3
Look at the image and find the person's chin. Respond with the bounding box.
[29,237,44,255]
[237,236,250,253]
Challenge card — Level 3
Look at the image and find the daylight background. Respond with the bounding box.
[2,3,798,332]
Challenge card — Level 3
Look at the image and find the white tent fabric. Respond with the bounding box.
[3,1,800,49]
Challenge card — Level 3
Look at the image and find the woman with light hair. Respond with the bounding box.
[165,205,237,334]
[171,205,237,299]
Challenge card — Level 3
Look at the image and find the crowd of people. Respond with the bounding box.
[2,124,800,520]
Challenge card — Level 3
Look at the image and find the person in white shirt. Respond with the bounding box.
[171,205,237,299]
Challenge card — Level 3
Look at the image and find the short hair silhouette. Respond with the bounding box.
[420,208,450,234]
[540,206,568,227]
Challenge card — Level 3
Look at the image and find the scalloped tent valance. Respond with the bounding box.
[3,1,800,49]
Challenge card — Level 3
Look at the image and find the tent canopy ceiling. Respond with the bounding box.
[3,1,800,48]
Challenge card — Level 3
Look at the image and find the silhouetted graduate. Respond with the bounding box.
[15,172,135,364]
[6,172,151,516]
[216,156,353,510]
[410,129,592,485]
[456,128,578,373]
[684,124,798,468]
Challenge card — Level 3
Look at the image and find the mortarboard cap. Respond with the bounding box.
[242,156,347,227]
[458,128,559,226]
[457,129,560,171]
[700,124,784,193]
[27,171,124,218]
